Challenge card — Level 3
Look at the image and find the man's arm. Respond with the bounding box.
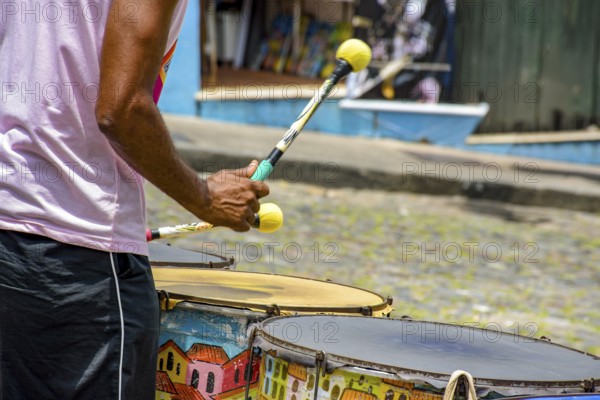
[96,0,268,231]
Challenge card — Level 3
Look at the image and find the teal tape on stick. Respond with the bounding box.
[250,160,274,181]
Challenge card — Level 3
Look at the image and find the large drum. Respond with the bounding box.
[148,242,235,268]
[152,269,394,400]
[252,315,600,400]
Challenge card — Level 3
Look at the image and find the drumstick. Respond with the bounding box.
[250,38,372,181]
[146,203,283,241]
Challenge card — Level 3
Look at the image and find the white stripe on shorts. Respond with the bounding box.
[109,253,125,400]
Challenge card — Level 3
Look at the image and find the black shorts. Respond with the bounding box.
[0,230,159,400]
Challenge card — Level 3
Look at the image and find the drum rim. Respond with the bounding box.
[254,314,600,390]
[148,243,235,268]
[153,268,393,316]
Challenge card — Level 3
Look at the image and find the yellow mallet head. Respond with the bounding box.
[336,39,372,72]
[255,203,283,233]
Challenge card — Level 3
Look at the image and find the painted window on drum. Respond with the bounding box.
[167,352,174,371]
[235,368,240,384]
[279,385,285,400]
[192,370,200,389]
[207,372,216,393]
[331,385,341,400]
[386,390,394,400]
[264,377,270,394]
[268,358,273,372]
[281,364,288,380]
[272,381,279,397]
[176,363,181,376]
[292,379,299,392]
[322,379,330,391]
[159,358,164,371]
[275,362,280,378]
[291,395,297,400]
[307,375,315,390]
[400,394,407,400]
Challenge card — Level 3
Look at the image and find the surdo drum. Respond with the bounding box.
[151,269,394,400]
[251,315,599,400]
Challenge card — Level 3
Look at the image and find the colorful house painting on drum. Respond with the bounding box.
[287,362,307,400]
[158,340,192,385]
[212,382,259,400]
[156,371,178,400]
[157,339,261,400]
[259,354,443,400]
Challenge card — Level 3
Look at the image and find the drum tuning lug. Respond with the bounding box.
[540,336,552,342]
[156,290,171,311]
[582,378,595,392]
[266,304,281,316]
[315,351,328,377]
[360,306,373,316]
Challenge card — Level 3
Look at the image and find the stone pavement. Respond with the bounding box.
[164,114,600,212]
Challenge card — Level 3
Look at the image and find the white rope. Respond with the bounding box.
[442,370,478,400]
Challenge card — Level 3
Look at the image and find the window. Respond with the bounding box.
[191,370,200,389]
[159,359,164,371]
[400,394,407,400]
[292,380,299,393]
[307,375,315,391]
[322,379,330,391]
[386,390,394,400]
[272,381,278,398]
[279,385,285,400]
[274,362,280,379]
[264,377,270,394]
[281,365,288,380]
[167,352,174,371]
[235,368,240,384]
[331,386,341,400]
[176,363,181,376]
[207,372,215,393]
[268,358,273,372]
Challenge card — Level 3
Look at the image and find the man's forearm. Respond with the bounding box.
[96,92,210,220]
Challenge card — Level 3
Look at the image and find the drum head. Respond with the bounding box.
[148,242,234,268]
[255,315,600,391]
[152,268,393,316]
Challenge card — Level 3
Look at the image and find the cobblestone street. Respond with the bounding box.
[146,179,600,355]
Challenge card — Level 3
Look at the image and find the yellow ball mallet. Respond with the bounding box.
[249,38,372,181]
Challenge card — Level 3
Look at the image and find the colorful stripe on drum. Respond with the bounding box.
[153,41,178,103]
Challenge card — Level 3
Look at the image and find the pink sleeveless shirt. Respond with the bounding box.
[0,0,187,256]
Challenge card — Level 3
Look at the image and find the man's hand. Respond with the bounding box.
[202,161,270,232]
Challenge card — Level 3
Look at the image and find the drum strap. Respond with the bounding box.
[442,370,477,400]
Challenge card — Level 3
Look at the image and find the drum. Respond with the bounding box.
[252,315,600,400]
[152,269,394,400]
[148,242,234,268]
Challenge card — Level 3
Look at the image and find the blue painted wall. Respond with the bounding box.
[158,0,200,115]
